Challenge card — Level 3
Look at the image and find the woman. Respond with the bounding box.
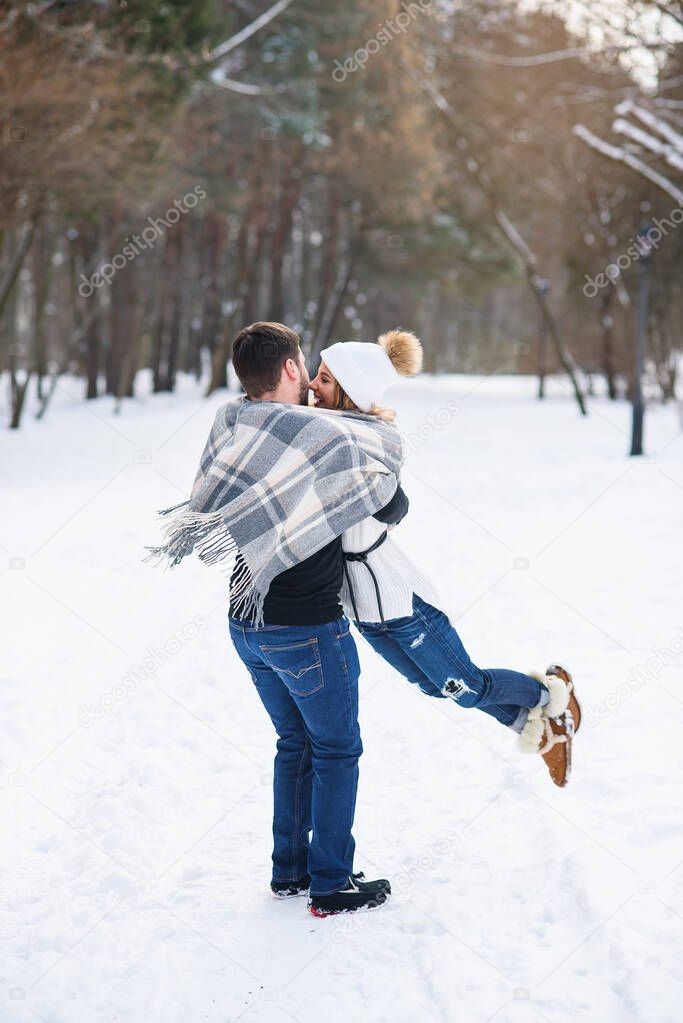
[310,330,581,788]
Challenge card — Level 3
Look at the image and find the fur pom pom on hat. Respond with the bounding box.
[378,329,423,377]
[320,329,422,413]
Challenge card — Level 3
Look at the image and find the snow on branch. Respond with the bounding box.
[450,42,662,68]
[206,0,294,64]
[574,123,683,204]
[209,73,283,95]
[612,117,683,173]
[616,99,683,153]
[494,210,536,267]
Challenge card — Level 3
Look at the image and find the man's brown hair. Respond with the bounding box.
[231,321,301,397]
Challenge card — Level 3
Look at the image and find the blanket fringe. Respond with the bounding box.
[158,499,191,517]
[143,503,267,626]
[143,506,235,569]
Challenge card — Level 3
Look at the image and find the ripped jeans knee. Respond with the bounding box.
[441,669,488,708]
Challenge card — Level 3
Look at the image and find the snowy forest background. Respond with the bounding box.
[2,0,682,429]
[3,5,683,1022]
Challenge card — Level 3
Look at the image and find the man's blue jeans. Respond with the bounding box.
[229,616,362,897]
[358,595,545,728]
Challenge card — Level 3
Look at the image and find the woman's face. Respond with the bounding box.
[310,361,338,409]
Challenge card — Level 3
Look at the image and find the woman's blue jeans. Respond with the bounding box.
[358,595,545,728]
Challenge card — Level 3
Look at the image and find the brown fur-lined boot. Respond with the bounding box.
[518,665,581,788]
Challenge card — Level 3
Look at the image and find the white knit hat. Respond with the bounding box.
[319,341,399,413]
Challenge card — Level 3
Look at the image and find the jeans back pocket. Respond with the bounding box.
[259,638,324,697]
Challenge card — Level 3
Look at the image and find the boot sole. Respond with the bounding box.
[307,889,390,917]
[308,899,389,918]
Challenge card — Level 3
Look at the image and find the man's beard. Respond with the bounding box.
[297,376,310,406]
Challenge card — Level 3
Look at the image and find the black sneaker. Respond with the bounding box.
[350,872,391,894]
[308,874,391,917]
[270,874,310,898]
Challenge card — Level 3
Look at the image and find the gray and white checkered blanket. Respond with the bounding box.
[144,397,405,623]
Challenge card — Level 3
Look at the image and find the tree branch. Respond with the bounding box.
[206,0,295,64]
[573,123,683,204]
[450,41,664,68]
[616,99,683,153]
[612,117,683,173]
[209,73,284,95]
[401,59,587,414]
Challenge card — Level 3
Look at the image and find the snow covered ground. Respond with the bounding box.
[2,371,682,1023]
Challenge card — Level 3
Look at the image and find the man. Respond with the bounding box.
[225,322,407,916]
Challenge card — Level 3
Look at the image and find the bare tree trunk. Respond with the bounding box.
[269,161,301,322]
[152,232,179,393]
[182,215,203,377]
[150,223,183,395]
[651,305,676,402]
[206,171,273,396]
[83,305,101,400]
[200,213,226,356]
[495,212,587,416]
[207,303,244,396]
[310,226,357,364]
[108,259,137,396]
[35,369,60,420]
[418,281,440,373]
[9,301,30,428]
[79,225,102,399]
[312,183,341,345]
[0,215,38,322]
[5,266,29,428]
[243,178,271,325]
[598,290,617,400]
[403,59,587,415]
[206,210,256,396]
[166,227,183,391]
[10,373,30,429]
[114,330,143,411]
[32,216,52,401]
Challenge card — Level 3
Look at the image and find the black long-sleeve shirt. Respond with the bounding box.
[372,484,409,526]
[229,484,409,625]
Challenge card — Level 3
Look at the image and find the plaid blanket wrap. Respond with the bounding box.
[144,397,405,624]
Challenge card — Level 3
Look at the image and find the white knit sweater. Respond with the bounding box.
[340,518,423,623]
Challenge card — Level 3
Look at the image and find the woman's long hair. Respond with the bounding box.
[332,380,395,422]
